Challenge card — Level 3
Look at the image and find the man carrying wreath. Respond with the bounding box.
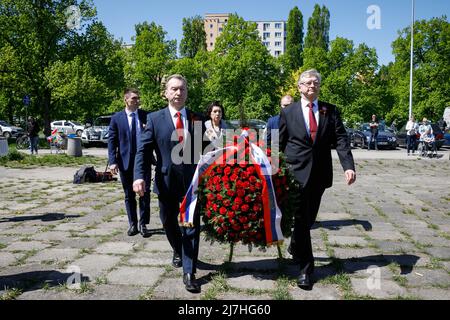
[279,69,356,290]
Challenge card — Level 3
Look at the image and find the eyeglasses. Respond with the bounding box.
[300,80,320,87]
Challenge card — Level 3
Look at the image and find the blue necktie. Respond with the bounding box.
[131,113,137,152]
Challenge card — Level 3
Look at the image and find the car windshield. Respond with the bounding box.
[71,121,83,126]
[361,123,387,131]
[0,120,13,127]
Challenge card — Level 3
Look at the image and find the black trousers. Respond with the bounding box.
[290,176,325,274]
[158,196,200,274]
[119,166,150,227]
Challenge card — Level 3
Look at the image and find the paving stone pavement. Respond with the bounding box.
[0,155,449,300]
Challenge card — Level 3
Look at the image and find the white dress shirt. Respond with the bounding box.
[168,105,188,139]
[300,98,319,136]
[125,109,141,137]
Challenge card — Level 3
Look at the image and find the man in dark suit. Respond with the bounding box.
[279,69,356,290]
[266,95,294,146]
[108,88,151,238]
[133,74,205,293]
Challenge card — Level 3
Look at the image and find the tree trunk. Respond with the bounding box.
[42,89,52,136]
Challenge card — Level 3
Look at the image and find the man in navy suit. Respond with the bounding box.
[266,95,294,146]
[133,74,205,293]
[108,88,151,238]
[279,69,356,290]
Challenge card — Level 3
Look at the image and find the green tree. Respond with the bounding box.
[285,6,304,71]
[0,0,124,134]
[304,4,330,51]
[204,14,281,121]
[387,17,450,124]
[180,15,207,59]
[126,22,177,111]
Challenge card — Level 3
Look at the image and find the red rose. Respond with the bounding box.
[224,183,231,190]
[227,190,235,197]
[255,182,262,190]
[246,166,255,175]
[249,213,257,221]
[241,204,250,212]
[243,223,251,230]
[230,174,238,182]
[232,224,241,231]
[255,195,262,202]
[207,193,215,201]
[243,181,250,189]
[217,227,224,235]
[233,168,241,175]
[244,195,252,203]
[206,210,211,218]
[224,167,232,176]
[249,176,257,183]
[227,211,235,219]
[218,217,224,223]
[216,167,223,174]
[219,207,227,215]
[223,199,231,207]
[253,204,262,212]
[234,197,243,206]
[249,185,256,193]
[222,175,229,183]
[215,184,222,192]
[240,172,249,180]
[212,204,218,211]
[217,194,223,201]
[231,204,239,211]
[239,216,248,223]
[237,189,246,198]
[213,176,221,185]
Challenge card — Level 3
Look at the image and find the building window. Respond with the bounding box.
[275,23,282,29]
[219,28,223,32]
[275,41,281,47]
[275,32,282,38]
[263,32,270,40]
[210,43,213,47]
[263,23,270,31]
[263,42,270,47]
[275,50,281,57]
[210,33,213,38]
[210,24,213,28]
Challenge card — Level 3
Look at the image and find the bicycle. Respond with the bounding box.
[16,134,30,150]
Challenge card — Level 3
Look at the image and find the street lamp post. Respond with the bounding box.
[409,0,415,119]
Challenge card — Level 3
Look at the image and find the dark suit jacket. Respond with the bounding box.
[108,109,148,172]
[279,101,355,190]
[134,107,205,199]
[266,114,280,146]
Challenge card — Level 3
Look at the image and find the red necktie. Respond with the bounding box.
[176,112,184,143]
[308,103,317,142]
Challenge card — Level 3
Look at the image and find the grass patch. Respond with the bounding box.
[369,204,387,218]
[12,249,38,266]
[427,223,439,230]
[201,272,229,300]
[392,275,408,287]
[0,243,7,250]
[271,277,293,300]
[402,208,416,215]
[421,207,430,212]
[0,151,106,168]
[0,288,23,300]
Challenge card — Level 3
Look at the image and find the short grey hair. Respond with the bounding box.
[163,74,188,90]
[298,69,322,86]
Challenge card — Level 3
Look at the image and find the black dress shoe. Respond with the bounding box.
[183,273,200,293]
[297,272,312,290]
[127,225,139,236]
[140,225,151,238]
[172,252,182,268]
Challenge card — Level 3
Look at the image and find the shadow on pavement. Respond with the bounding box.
[0,270,90,293]
[313,219,373,231]
[0,213,81,223]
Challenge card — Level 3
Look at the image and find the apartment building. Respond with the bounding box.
[204,14,286,57]
[254,20,287,57]
[204,13,230,51]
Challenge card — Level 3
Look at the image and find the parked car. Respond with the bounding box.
[352,123,397,150]
[51,120,85,136]
[396,123,445,150]
[444,131,450,146]
[81,115,112,147]
[225,119,267,130]
[0,120,25,139]
[345,128,366,148]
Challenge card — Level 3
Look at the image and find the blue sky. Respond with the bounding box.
[92,0,449,66]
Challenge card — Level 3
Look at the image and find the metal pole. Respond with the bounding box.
[409,0,415,118]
